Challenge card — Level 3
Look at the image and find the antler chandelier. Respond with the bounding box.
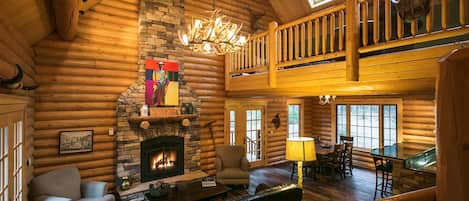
[318,95,336,105]
[178,9,247,55]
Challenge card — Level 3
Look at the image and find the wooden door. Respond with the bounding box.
[0,95,26,201]
[225,99,267,168]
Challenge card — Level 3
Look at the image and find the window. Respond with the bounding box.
[336,105,347,142]
[246,110,262,162]
[229,110,235,145]
[288,104,300,138]
[1,124,8,201]
[383,105,397,146]
[0,105,24,201]
[336,103,398,150]
[308,0,333,8]
[350,105,380,149]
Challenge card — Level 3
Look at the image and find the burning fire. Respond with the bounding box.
[151,151,176,170]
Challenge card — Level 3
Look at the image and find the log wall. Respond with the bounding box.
[184,0,279,174]
[32,0,139,189]
[0,13,36,197]
[307,95,436,169]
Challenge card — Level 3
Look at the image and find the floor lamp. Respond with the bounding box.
[286,137,316,188]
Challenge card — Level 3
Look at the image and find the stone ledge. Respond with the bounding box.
[117,170,208,197]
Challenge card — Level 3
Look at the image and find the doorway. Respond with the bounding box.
[225,99,266,168]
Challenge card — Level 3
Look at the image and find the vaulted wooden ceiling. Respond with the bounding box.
[0,0,54,46]
[268,0,344,23]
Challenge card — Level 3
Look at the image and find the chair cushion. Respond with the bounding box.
[217,168,250,179]
[30,167,82,200]
[216,145,244,169]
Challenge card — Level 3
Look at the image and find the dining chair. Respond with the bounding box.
[321,144,345,181]
[340,136,354,176]
[340,136,353,144]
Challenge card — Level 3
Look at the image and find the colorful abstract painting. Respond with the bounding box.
[145,60,179,106]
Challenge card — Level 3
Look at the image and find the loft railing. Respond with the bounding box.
[276,4,346,68]
[226,0,469,87]
[359,0,469,53]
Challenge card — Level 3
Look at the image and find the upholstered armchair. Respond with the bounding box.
[215,145,250,186]
[30,166,115,201]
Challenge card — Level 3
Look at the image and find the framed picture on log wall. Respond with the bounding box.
[59,130,93,154]
[145,60,179,106]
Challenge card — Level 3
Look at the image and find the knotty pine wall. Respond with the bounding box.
[0,14,36,196]
[306,95,436,169]
[184,0,279,174]
[265,98,314,166]
[33,0,139,189]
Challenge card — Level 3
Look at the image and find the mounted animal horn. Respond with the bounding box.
[0,64,39,90]
[1,64,23,89]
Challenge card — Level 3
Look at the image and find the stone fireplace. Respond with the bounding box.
[115,0,201,187]
[140,136,184,182]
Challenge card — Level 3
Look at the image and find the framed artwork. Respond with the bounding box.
[59,130,93,154]
[145,60,179,106]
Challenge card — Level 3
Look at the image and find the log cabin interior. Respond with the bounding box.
[0,0,468,201]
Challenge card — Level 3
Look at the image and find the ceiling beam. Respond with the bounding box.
[52,0,81,41]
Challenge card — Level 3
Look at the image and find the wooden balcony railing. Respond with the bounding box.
[226,0,469,88]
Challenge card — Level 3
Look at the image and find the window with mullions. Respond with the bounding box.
[336,105,347,143]
[229,110,235,145]
[350,105,380,149]
[383,105,397,146]
[288,104,300,138]
[336,104,398,150]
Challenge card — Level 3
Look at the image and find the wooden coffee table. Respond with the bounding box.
[144,181,230,201]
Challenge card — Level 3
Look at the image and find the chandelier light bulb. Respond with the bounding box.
[203,43,211,51]
[178,9,247,55]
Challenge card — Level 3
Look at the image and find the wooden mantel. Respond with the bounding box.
[128,114,198,124]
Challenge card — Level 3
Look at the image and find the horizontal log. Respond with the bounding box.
[35,110,116,121]
[36,66,137,79]
[78,24,138,42]
[34,118,116,130]
[34,151,115,167]
[37,75,135,87]
[36,39,138,57]
[36,84,129,94]
[91,4,138,19]
[34,57,137,71]
[74,33,137,48]
[36,94,119,102]
[34,142,115,157]
[34,126,112,138]
[100,0,139,12]
[35,102,117,112]
[34,158,115,176]
[80,16,138,35]
[35,47,138,64]
[82,10,138,27]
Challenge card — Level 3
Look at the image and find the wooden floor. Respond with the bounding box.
[245,163,377,201]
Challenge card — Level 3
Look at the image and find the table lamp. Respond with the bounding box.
[286,137,316,188]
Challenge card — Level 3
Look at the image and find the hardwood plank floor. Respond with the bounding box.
[245,163,377,201]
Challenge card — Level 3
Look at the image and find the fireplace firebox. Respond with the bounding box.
[141,136,184,182]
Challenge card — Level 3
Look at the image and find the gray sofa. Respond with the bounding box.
[30,167,115,201]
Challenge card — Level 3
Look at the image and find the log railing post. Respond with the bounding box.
[346,0,360,81]
[268,21,278,88]
[225,53,232,90]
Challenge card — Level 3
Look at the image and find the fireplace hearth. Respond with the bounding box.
[141,136,184,182]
